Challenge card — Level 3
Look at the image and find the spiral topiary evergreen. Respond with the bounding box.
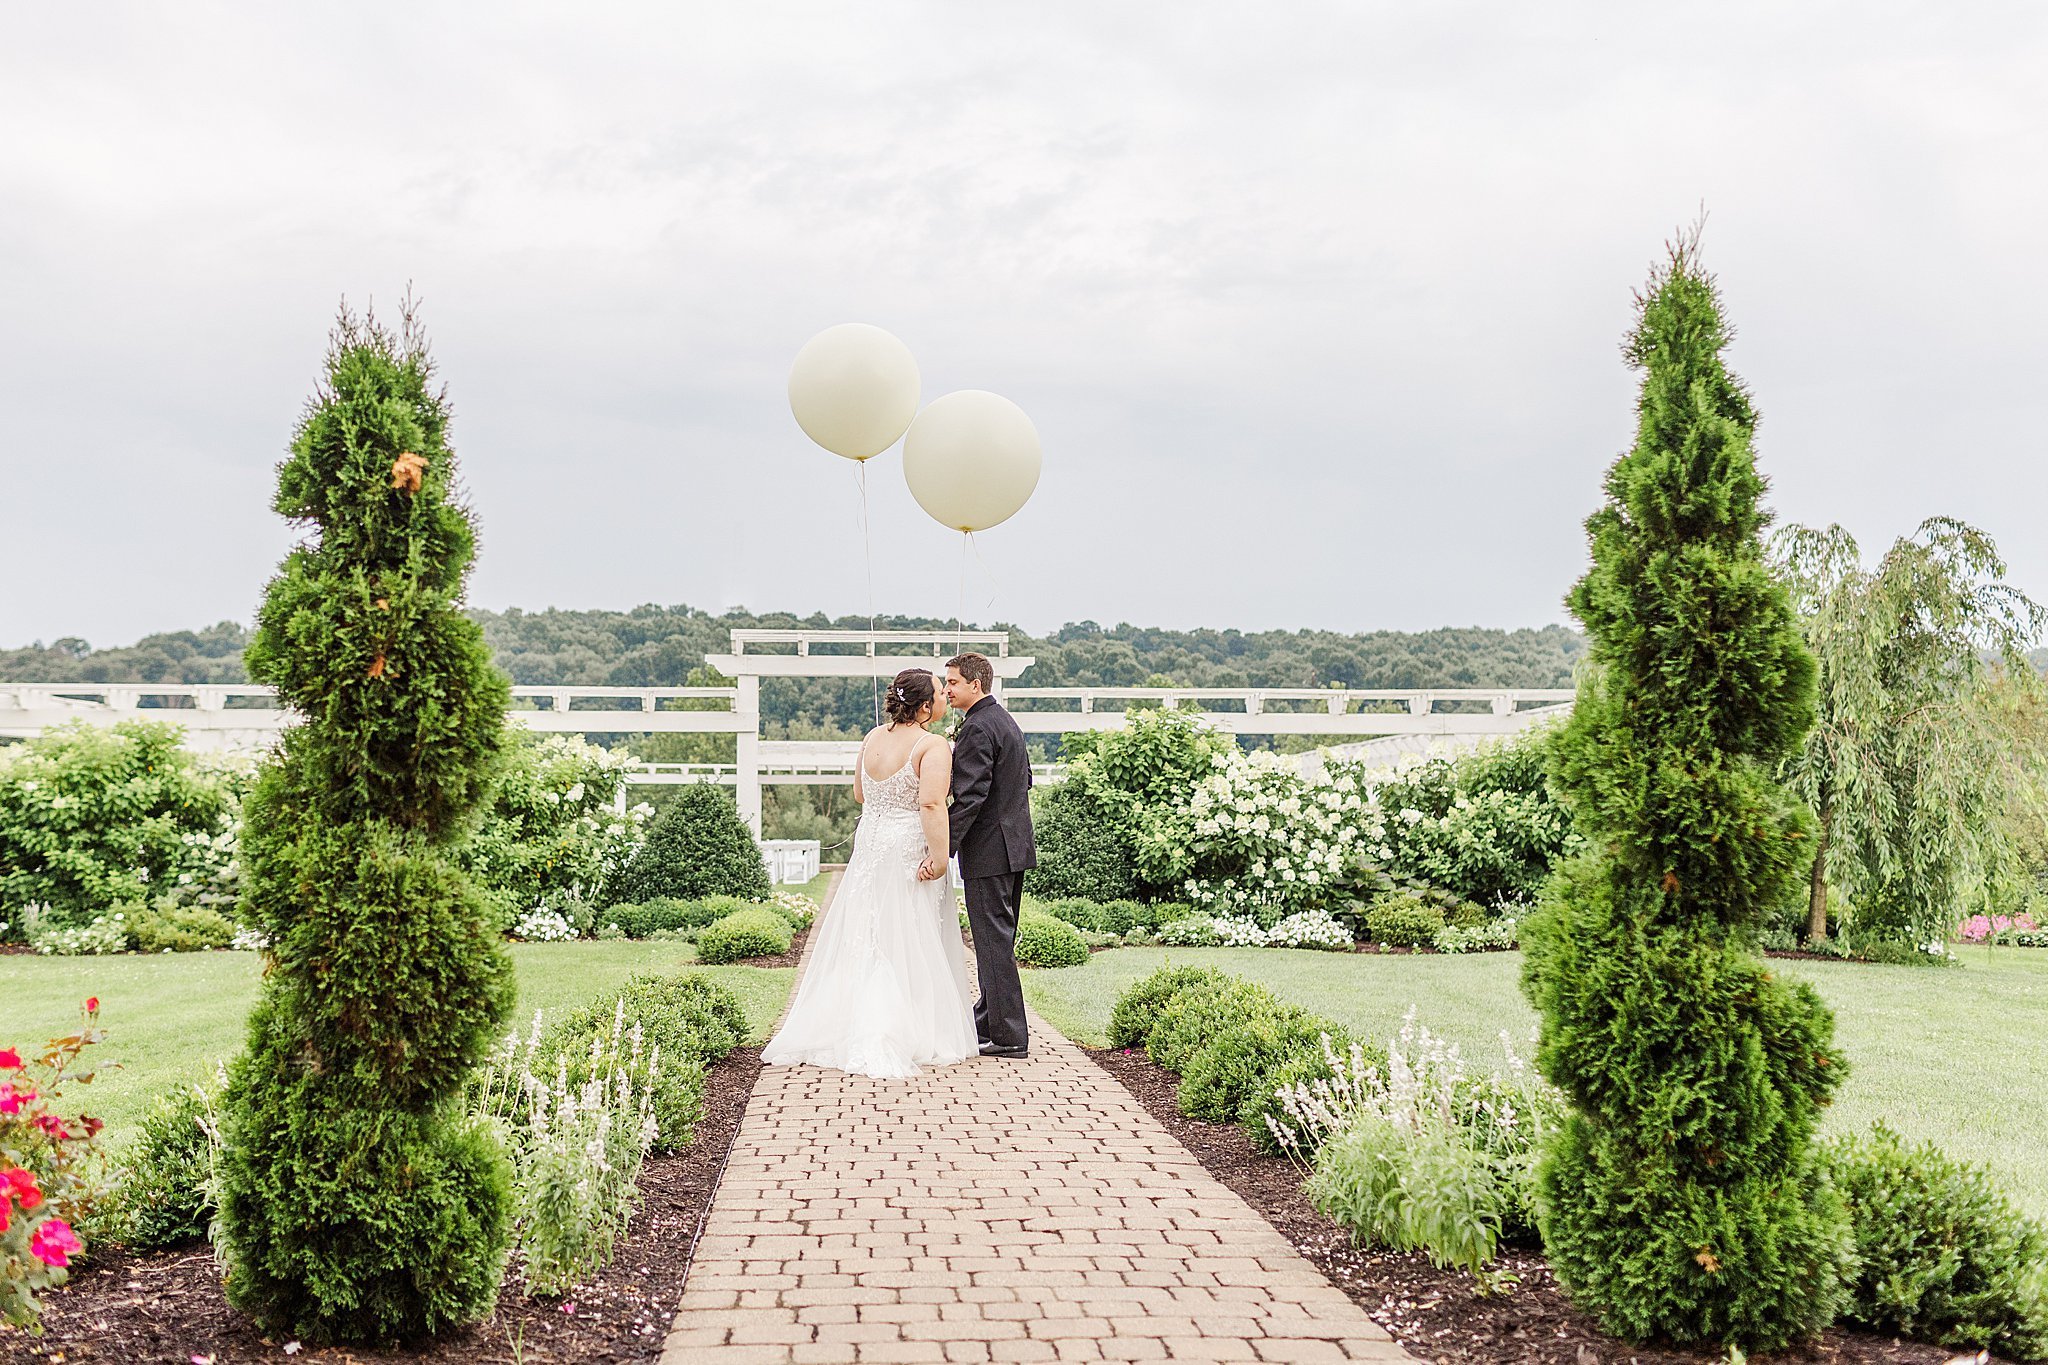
[216,302,516,1342]
[1521,232,1852,1350]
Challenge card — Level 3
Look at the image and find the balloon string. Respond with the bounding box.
[968,530,1000,612]
[957,531,969,640]
[856,461,880,728]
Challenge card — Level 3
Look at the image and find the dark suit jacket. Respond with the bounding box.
[948,695,1038,878]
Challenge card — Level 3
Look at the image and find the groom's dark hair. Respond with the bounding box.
[946,652,995,693]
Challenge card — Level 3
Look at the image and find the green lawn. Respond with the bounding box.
[1024,945,2048,1221]
[0,945,796,1146]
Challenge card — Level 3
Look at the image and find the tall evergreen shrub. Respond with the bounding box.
[611,783,769,904]
[1521,234,1852,1349]
[217,304,516,1342]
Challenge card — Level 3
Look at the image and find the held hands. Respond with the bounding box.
[917,855,947,882]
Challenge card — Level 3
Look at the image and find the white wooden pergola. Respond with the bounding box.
[0,629,1572,834]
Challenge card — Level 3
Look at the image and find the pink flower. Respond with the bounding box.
[0,1048,21,1071]
[4,1166,45,1211]
[34,1113,68,1138]
[29,1218,82,1268]
[84,998,98,1015]
[0,1083,22,1116]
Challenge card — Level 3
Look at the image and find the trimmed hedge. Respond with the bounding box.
[1114,964,1362,1160]
[1036,898,1200,937]
[598,895,747,938]
[1015,911,1090,968]
[695,908,793,964]
[1107,965,1227,1049]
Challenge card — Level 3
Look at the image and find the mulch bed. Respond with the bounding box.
[1085,1046,1985,1365]
[736,925,810,968]
[6,1046,765,1365]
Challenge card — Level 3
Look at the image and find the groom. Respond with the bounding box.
[919,651,1036,1059]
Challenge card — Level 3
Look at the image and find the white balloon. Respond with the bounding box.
[787,324,921,461]
[901,390,1042,532]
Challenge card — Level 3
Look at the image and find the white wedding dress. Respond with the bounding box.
[762,750,979,1079]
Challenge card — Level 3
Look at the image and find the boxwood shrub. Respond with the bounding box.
[695,908,793,964]
[115,1081,218,1248]
[1015,911,1090,968]
[1822,1123,2048,1359]
[1146,978,1281,1074]
[1176,1003,1332,1123]
[1107,965,1228,1049]
[598,895,747,939]
[1363,893,1444,947]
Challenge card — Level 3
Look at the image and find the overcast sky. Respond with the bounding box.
[5,4,2045,649]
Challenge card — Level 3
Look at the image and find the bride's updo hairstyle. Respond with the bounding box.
[884,668,936,726]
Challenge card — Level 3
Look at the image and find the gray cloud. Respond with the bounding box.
[4,2,2045,647]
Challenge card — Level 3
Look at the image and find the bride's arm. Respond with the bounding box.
[915,739,952,870]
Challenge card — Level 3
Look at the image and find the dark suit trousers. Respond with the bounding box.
[964,871,1029,1050]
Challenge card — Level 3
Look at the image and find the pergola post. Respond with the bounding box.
[735,673,763,835]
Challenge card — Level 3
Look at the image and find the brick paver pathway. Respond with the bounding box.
[663,889,1410,1364]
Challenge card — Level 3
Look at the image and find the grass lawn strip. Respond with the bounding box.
[0,947,796,1147]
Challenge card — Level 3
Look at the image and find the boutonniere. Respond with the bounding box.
[938,712,964,741]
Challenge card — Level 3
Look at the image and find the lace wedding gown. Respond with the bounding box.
[762,752,979,1078]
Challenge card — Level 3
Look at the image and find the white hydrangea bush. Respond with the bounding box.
[1169,747,1384,921]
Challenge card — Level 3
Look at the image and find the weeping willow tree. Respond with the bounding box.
[1523,230,1852,1349]
[1771,519,2045,953]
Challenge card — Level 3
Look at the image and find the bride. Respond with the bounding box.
[762,667,979,1078]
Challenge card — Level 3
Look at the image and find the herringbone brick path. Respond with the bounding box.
[663,886,1409,1364]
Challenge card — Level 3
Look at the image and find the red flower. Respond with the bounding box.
[29,1218,82,1268]
[0,1048,21,1070]
[0,1199,9,1235]
[0,1083,23,1116]
[33,1113,68,1138]
[4,1166,44,1211]
[84,998,99,1015]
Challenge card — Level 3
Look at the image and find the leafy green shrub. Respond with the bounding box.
[1359,732,1582,908]
[1015,911,1090,968]
[611,783,770,904]
[130,902,238,953]
[1363,894,1444,947]
[1522,237,1852,1349]
[1107,965,1227,1049]
[0,720,247,935]
[598,895,744,938]
[1026,780,1139,901]
[1176,1004,1329,1123]
[217,305,517,1344]
[536,974,745,1150]
[115,1078,222,1249]
[695,908,792,964]
[1146,979,1278,1074]
[24,911,131,956]
[1309,1115,1506,1284]
[1431,917,1520,954]
[1155,915,1221,947]
[465,732,647,928]
[1821,1124,2048,1359]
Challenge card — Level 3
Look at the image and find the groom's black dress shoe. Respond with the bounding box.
[978,1042,1030,1059]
